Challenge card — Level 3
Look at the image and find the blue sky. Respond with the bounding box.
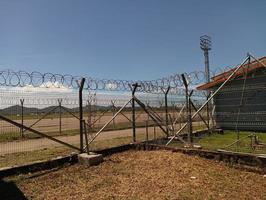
[0,0,265,80]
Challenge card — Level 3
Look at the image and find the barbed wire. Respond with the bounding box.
[0,67,233,93]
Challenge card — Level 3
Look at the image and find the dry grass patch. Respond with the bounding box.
[5,150,266,200]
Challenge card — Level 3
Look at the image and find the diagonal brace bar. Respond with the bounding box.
[88,98,132,145]
[0,114,80,151]
[166,55,250,146]
[24,106,59,132]
[134,96,168,134]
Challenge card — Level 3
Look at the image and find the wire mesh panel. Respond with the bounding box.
[83,90,134,151]
[2,54,266,168]
[0,70,218,168]
[0,69,214,164]
[0,86,81,155]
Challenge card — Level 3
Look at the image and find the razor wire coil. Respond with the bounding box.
[0,68,233,93]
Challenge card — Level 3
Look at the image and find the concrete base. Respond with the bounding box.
[78,153,103,166]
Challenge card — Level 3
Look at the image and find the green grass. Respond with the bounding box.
[0,146,75,168]
[168,130,266,154]
[0,129,80,143]
[196,130,266,154]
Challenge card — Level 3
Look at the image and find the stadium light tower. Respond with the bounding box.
[200,35,212,83]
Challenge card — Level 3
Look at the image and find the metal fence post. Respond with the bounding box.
[131,83,140,142]
[111,100,116,129]
[58,98,62,134]
[164,86,170,137]
[79,78,85,153]
[166,55,250,146]
[206,92,211,135]
[83,120,89,154]
[181,74,192,145]
[20,99,24,138]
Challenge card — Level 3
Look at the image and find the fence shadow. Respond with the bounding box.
[0,179,28,200]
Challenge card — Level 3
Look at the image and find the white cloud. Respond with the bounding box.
[6,81,74,93]
[105,82,118,90]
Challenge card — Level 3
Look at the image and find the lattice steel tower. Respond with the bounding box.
[200,35,212,83]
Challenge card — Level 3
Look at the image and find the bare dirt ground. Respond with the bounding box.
[0,121,204,155]
[0,108,203,155]
[0,112,149,133]
[4,150,266,200]
[0,127,153,154]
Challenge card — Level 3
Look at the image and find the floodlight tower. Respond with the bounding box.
[200,35,212,133]
[200,35,212,83]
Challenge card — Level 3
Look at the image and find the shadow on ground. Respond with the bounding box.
[0,179,27,200]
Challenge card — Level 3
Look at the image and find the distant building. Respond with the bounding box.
[197,56,266,131]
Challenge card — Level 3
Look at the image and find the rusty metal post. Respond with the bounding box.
[131,83,140,143]
[58,99,62,135]
[164,86,170,137]
[20,99,24,138]
[181,74,192,145]
[79,78,85,153]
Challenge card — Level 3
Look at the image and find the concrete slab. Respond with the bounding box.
[78,153,103,166]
